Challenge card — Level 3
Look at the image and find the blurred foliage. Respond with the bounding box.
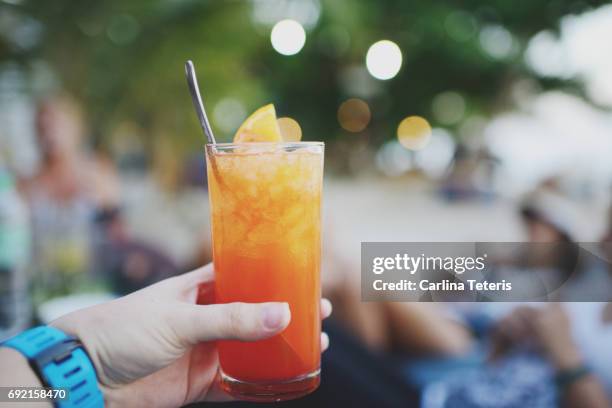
[0,0,608,159]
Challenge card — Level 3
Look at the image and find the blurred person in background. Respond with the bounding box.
[495,186,612,302]
[414,199,612,407]
[473,188,586,302]
[320,186,612,407]
[320,220,477,356]
[517,188,582,297]
[22,92,120,300]
[418,301,612,408]
[0,166,31,340]
[22,92,180,305]
[92,207,178,295]
[439,145,498,202]
[557,204,612,302]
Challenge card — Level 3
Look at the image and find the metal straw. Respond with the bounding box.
[185,60,217,144]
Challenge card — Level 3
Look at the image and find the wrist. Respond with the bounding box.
[0,347,45,388]
[48,319,144,408]
[50,317,105,383]
[2,326,104,408]
[50,318,115,406]
[555,364,592,392]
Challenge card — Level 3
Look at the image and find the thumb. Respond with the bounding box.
[178,302,291,344]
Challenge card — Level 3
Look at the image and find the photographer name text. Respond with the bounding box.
[371,253,512,292]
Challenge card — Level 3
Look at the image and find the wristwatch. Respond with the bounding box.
[2,326,104,408]
[555,364,592,391]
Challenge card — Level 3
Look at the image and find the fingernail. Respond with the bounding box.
[321,332,330,352]
[263,303,289,330]
[322,298,332,317]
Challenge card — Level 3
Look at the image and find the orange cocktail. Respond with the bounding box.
[206,142,323,401]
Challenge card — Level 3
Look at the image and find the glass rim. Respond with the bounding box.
[206,141,324,151]
[207,141,323,147]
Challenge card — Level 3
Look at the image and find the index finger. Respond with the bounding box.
[179,263,215,287]
[170,263,215,303]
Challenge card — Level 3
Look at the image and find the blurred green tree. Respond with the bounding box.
[0,0,607,170]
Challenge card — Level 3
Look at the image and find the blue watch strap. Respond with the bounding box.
[4,326,68,358]
[3,326,104,408]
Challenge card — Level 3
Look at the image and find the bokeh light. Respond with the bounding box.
[479,24,515,60]
[459,115,487,144]
[397,116,432,150]
[277,117,302,141]
[252,0,321,30]
[2,9,42,50]
[339,65,382,98]
[270,19,306,56]
[106,14,140,45]
[213,98,246,136]
[365,40,402,80]
[414,129,456,178]
[375,141,413,177]
[444,11,477,42]
[337,98,371,132]
[431,91,466,125]
[525,30,574,79]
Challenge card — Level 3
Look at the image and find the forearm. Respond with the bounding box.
[0,347,52,407]
[561,378,610,408]
[550,342,610,408]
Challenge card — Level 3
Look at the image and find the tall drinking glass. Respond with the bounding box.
[205,142,324,401]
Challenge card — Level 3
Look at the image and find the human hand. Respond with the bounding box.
[489,304,582,368]
[489,305,537,359]
[51,263,332,407]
